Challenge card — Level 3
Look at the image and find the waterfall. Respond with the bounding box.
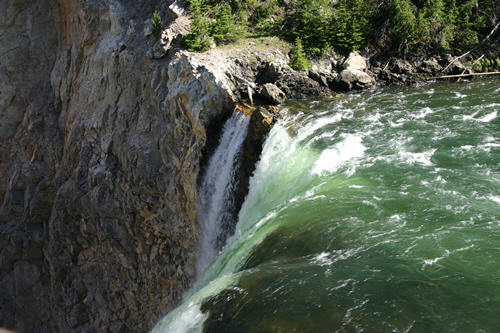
[196,109,250,276]
[153,79,500,333]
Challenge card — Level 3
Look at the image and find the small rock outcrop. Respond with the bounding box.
[234,105,280,229]
[258,83,286,105]
[343,51,367,70]
[337,68,376,90]
[335,51,376,90]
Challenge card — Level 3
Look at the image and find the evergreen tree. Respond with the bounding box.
[289,38,312,71]
[212,3,242,44]
[152,10,161,38]
[389,0,420,53]
[182,0,213,51]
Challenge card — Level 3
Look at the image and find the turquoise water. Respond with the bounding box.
[154,78,500,332]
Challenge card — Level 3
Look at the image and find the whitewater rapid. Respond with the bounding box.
[153,78,500,333]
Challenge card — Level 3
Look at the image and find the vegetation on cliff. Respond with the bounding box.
[182,0,499,64]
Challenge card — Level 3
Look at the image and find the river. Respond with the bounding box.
[154,78,500,333]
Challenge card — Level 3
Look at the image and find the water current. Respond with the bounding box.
[154,78,500,332]
[197,111,250,275]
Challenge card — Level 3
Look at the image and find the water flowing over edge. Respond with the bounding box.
[196,110,250,276]
[152,78,500,333]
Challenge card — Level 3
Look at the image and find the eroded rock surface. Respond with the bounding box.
[0,0,233,331]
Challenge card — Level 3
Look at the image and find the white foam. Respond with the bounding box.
[423,250,450,266]
[477,111,497,122]
[311,252,333,266]
[463,110,497,122]
[488,196,500,204]
[412,107,434,119]
[296,112,344,142]
[255,210,279,229]
[462,111,479,121]
[389,120,404,128]
[157,304,206,333]
[312,135,366,175]
[304,194,327,201]
[400,149,436,166]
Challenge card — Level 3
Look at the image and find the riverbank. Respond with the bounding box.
[153,25,499,106]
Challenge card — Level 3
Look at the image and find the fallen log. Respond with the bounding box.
[429,71,500,80]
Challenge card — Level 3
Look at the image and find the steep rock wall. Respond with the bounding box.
[0,0,235,331]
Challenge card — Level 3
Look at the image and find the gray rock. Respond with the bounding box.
[336,69,376,90]
[343,51,367,70]
[392,58,414,74]
[420,58,442,74]
[258,83,286,105]
[258,61,292,83]
[311,57,333,74]
[0,1,233,332]
[168,0,187,19]
[308,56,338,89]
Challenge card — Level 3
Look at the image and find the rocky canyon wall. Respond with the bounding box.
[0,0,235,331]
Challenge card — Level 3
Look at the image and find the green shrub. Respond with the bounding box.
[211,3,242,44]
[182,0,213,51]
[152,10,162,38]
[331,0,373,52]
[180,0,498,57]
[389,0,419,53]
[287,0,332,56]
[289,38,312,71]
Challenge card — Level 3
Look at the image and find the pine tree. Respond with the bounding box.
[289,38,312,71]
[182,0,213,51]
[152,10,161,38]
[212,3,242,44]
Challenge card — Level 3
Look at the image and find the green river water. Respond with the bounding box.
[154,78,500,333]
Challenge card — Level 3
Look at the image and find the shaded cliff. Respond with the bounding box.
[0,0,237,331]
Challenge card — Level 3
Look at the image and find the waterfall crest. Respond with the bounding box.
[196,110,250,275]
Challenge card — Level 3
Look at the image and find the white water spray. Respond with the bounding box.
[196,110,250,276]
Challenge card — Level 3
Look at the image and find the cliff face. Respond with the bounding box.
[0,0,235,331]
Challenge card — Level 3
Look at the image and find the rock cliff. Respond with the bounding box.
[0,0,236,331]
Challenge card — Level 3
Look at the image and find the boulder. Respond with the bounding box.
[257,61,292,83]
[343,51,367,70]
[392,58,414,74]
[336,69,375,91]
[308,71,338,89]
[420,58,442,74]
[258,83,286,105]
[167,0,187,19]
[275,72,327,98]
[309,57,338,88]
[311,57,333,74]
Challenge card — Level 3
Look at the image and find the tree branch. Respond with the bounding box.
[442,21,500,72]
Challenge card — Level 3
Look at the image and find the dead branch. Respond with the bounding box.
[430,71,500,79]
[442,21,500,72]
